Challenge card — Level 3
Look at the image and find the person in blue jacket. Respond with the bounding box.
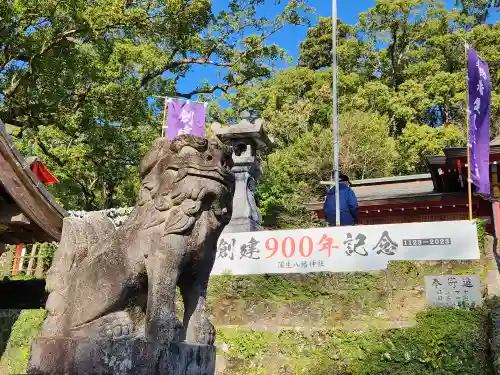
[323,173,358,226]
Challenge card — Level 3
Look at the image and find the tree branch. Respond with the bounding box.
[3,28,81,99]
[37,138,98,209]
[175,76,255,98]
[140,48,178,87]
[3,10,152,99]
[177,57,232,67]
[139,17,284,89]
[36,139,65,167]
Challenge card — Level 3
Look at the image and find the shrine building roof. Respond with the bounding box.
[305,174,444,212]
[350,174,435,203]
[0,121,67,244]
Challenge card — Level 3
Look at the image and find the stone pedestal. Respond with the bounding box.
[212,119,273,233]
[27,337,216,375]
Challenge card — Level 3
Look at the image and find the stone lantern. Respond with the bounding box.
[211,118,273,233]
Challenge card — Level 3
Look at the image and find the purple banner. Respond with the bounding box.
[468,47,491,195]
[165,100,206,140]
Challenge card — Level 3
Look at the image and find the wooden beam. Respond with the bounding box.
[0,204,30,225]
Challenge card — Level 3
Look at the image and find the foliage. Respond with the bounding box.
[206,261,482,329]
[2,0,499,225]
[207,261,479,304]
[476,218,486,250]
[208,272,383,303]
[298,17,374,75]
[213,0,500,227]
[1,274,38,281]
[456,0,500,24]
[216,308,489,375]
[395,123,466,174]
[0,309,46,375]
[0,242,56,278]
[255,109,395,228]
[0,0,311,210]
[210,67,331,146]
[486,296,500,375]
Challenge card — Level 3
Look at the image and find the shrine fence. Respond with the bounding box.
[0,243,55,278]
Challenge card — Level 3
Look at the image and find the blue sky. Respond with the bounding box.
[175,0,500,97]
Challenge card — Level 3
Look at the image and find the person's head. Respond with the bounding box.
[340,174,350,187]
[333,171,349,184]
[331,171,350,186]
[339,173,350,183]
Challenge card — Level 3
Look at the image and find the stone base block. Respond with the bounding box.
[27,337,216,375]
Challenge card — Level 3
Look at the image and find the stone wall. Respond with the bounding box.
[207,260,482,333]
[214,308,490,374]
[210,233,499,374]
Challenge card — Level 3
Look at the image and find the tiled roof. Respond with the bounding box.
[318,174,435,202]
[352,179,435,202]
[350,173,431,187]
[305,174,445,211]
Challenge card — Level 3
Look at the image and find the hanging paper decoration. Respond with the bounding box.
[165,99,206,140]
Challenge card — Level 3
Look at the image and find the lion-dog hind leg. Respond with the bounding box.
[42,214,116,337]
[63,232,144,338]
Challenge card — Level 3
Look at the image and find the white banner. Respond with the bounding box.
[212,221,479,275]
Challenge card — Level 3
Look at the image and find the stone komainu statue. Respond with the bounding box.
[42,135,234,345]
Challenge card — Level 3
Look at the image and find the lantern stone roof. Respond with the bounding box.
[211,119,274,150]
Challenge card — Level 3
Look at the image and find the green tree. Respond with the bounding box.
[258,111,396,229]
[221,0,500,227]
[395,123,466,174]
[212,67,332,147]
[0,0,310,209]
[455,0,499,25]
[298,17,376,75]
[297,1,500,135]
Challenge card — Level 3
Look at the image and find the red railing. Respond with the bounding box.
[0,243,52,278]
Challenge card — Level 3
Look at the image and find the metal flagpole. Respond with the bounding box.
[465,42,473,221]
[332,0,340,226]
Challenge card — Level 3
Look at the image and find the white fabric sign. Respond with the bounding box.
[424,275,481,307]
[212,221,479,275]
